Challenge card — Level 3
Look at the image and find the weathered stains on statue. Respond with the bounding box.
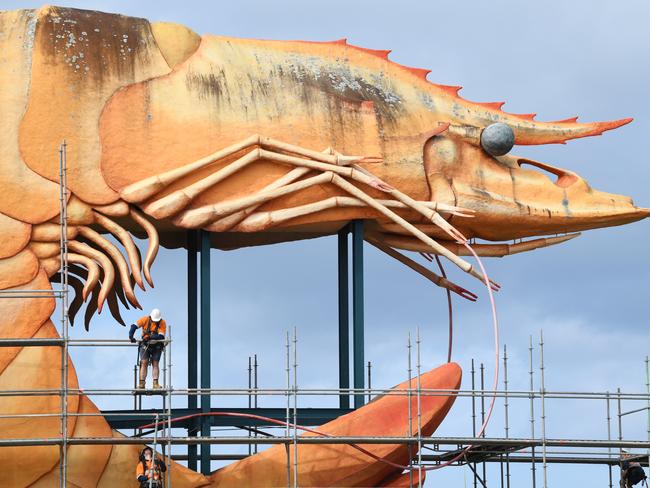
[184,42,405,128]
[172,38,412,191]
[184,69,229,104]
[507,167,528,215]
[562,194,572,217]
[36,6,155,84]
[19,6,171,205]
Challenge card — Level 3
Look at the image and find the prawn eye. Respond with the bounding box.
[480,123,515,156]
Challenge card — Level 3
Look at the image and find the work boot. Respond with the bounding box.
[153,379,161,389]
[138,380,146,389]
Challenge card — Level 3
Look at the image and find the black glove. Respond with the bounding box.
[129,323,138,343]
[151,333,165,341]
[137,475,148,482]
[155,459,167,472]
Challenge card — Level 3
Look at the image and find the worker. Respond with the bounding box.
[129,308,167,389]
[621,449,648,487]
[136,446,166,487]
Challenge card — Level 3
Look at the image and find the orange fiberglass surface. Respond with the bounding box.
[0,5,647,487]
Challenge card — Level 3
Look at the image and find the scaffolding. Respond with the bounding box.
[0,143,179,487]
[1,145,650,487]
[3,332,650,487]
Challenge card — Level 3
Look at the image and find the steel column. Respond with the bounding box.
[337,228,350,409]
[187,231,198,471]
[351,220,365,408]
[200,230,211,475]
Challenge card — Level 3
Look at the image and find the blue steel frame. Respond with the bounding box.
[175,224,365,470]
[351,220,365,409]
[186,230,198,470]
[200,230,211,474]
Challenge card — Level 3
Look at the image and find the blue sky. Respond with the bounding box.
[6,0,650,484]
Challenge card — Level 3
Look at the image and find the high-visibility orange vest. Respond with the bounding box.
[136,316,167,336]
[136,458,163,481]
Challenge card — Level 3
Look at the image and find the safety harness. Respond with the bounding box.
[142,317,161,339]
[139,450,165,488]
[623,461,648,486]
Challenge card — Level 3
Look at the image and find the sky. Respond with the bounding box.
[5,0,650,485]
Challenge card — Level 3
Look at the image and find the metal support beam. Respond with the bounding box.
[351,220,365,408]
[9,435,650,449]
[171,453,642,465]
[200,230,211,475]
[337,227,350,409]
[104,407,353,430]
[187,230,198,471]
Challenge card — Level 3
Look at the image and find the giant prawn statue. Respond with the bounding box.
[0,6,647,487]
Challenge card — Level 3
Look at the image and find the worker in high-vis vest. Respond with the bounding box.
[620,449,648,487]
[136,446,166,487]
[129,308,167,389]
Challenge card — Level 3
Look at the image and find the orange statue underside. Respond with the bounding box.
[0,5,647,486]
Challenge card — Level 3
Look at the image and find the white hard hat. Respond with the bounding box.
[150,308,162,322]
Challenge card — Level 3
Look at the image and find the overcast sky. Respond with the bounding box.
[6,0,650,485]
